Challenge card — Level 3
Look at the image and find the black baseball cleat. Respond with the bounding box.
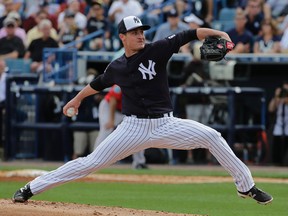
[237,185,273,205]
[12,184,33,203]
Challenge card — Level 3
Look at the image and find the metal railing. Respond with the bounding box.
[5,74,267,161]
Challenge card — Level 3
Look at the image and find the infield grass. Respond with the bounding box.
[1,164,288,178]
[0,180,287,216]
[0,164,287,215]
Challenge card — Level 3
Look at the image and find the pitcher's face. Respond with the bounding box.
[120,28,146,52]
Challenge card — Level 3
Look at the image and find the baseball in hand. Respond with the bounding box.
[66,107,76,117]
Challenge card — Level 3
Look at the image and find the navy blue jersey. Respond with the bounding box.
[90,29,198,115]
[227,28,254,46]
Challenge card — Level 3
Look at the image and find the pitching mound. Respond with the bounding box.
[0,199,203,216]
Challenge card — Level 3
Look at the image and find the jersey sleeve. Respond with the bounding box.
[89,63,115,91]
[153,29,198,54]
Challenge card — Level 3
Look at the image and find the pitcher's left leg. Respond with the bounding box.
[152,117,272,204]
[152,117,254,191]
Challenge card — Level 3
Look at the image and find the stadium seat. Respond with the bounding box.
[5,58,31,74]
[219,8,236,21]
[221,20,236,31]
[217,7,236,31]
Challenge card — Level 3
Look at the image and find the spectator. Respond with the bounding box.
[268,80,288,166]
[280,14,288,33]
[0,59,8,146]
[153,8,189,43]
[58,0,87,30]
[101,0,112,17]
[266,0,288,20]
[58,9,85,48]
[0,0,15,28]
[141,0,166,19]
[153,8,196,164]
[23,2,59,32]
[280,22,288,52]
[87,0,112,17]
[72,68,100,159]
[227,7,254,53]
[137,0,162,37]
[24,19,59,73]
[108,0,143,25]
[245,0,265,36]
[22,0,41,19]
[189,0,214,24]
[10,0,23,13]
[0,17,25,59]
[253,18,281,53]
[59,0,87,14]
[184,13,207,29]
[183,13,209,53]
[174,0,191,17]
[0,59,7,104]
[149,0,192,24]
[39,1,60,29]
[94,85,148,169]
[108,0,144,50]
[180,43,209,88]
[0,2,5,18]
[0,11,27,46]
[22,0,41,32]
[179,41,212,165]
[237,0,271,18]
[259,0,272,19]
[26,10,58,47]
[138,0,166,40]
[83,0,112,51]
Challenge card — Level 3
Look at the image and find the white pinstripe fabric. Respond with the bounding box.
[30,116,254,194]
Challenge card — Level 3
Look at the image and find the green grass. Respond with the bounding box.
[1,164,287,215]
[1,165,288,178]
[0,181,286,216]
[98,168,288,179]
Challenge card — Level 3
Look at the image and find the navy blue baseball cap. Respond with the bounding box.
[118,16,150,34]
[166,9,178,17]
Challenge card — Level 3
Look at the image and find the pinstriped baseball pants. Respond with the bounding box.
[30,116,254,195]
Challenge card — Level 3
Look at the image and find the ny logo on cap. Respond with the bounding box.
[133,17,140,24]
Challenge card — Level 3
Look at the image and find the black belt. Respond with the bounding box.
[126,112,173,119]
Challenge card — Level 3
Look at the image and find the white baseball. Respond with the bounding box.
[66,107,76,117]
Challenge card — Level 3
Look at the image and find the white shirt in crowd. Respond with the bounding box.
[273,103,288,136]
[108,0,143,24]
[0,71,7,103]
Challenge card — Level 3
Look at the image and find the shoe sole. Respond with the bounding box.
[237,192,273,205]
[12,195,28,204]
[12,199,28,204]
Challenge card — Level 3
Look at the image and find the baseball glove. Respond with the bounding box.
[200,36,235,61]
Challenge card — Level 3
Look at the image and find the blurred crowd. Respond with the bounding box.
[1,0,288,165]
[0,0,287,69]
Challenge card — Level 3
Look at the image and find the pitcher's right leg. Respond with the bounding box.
[13,117,151,202]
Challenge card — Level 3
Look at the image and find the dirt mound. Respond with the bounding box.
[0,199,203,216]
